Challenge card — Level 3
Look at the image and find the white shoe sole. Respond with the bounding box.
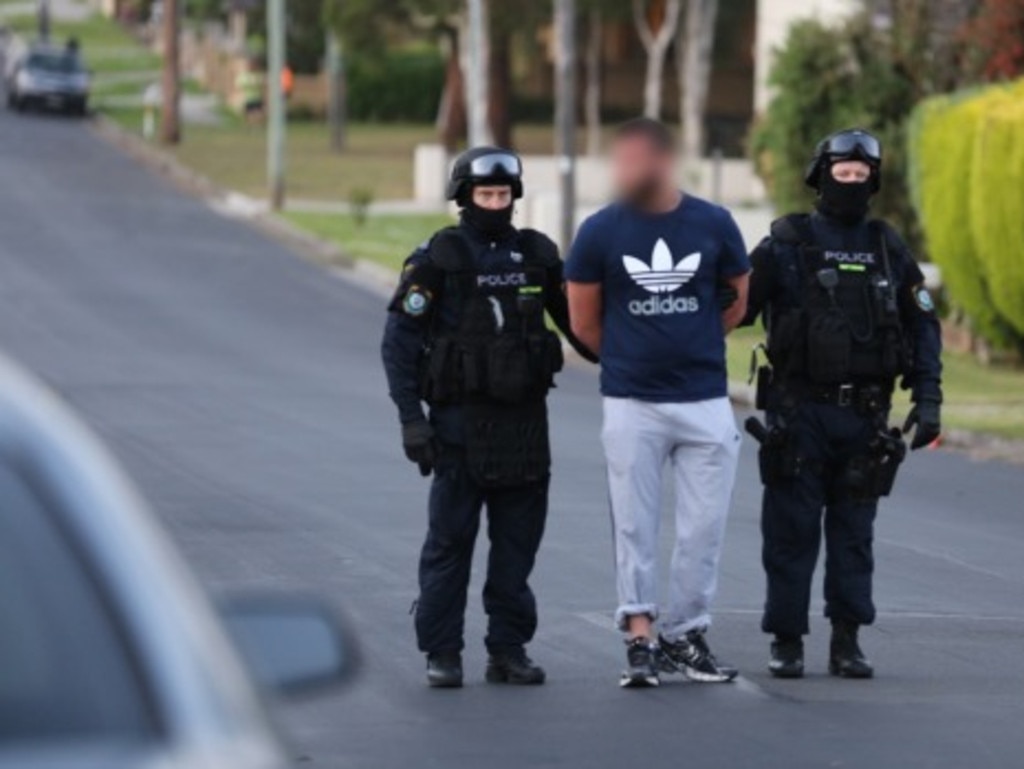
[682,666,736,683]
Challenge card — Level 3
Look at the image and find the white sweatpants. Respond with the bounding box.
[602,396,741,640]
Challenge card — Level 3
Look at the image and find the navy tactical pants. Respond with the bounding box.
[415,447,549,654]
[761,401,883,638]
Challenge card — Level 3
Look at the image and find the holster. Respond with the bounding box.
[463,401,550,488]
[757,425,803,487]
[839,428,907,502]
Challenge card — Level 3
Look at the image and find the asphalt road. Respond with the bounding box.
[1,105,1023,769]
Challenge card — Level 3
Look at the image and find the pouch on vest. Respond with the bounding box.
[464,402,551,488]
[766,309,804,377]
[805,313,851,383]
[487,335,532,404]
[421,337,460,405]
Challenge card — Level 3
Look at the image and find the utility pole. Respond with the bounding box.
[266,0,286,209]
[464,0,491,147]
[37,0,50,41]
[326,32,346,153]
[160,0,181,145]
[554,0,577,252]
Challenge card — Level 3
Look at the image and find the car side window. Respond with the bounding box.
[0,461,158,745]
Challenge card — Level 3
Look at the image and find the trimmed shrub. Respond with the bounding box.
[969,81,1024,339]
[909,79,1024,350]
[347,49,444,123]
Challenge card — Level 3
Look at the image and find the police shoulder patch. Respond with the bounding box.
[402,285,432,317]
[914,285,935,313]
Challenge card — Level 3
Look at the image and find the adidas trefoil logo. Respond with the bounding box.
[623,239,701,294]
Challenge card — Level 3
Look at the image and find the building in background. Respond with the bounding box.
[754,0,857,111]
[515,0,853,159]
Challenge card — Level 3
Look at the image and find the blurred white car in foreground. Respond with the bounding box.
[0,355,356,768]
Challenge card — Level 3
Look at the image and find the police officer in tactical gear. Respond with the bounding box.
[743,129,943,680]
[381,147,597,688]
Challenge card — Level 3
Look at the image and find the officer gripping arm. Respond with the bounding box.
[741,237,774,328]
[519,230,600,364]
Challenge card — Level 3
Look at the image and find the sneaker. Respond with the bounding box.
[485,648,546,685]
[658,630,738,683]
[620,637,660,688]
[769,636,805,679]
[426,650,463,688]
[829,621,874,679]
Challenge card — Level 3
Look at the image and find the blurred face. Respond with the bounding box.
[831,160,872,184]
[471,185,513,210]
[611,135,675,207]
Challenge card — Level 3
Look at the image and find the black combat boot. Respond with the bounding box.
[426,650,463,688]
[485,648,546,685]
[769,636,804,679]
[829,621,874,679]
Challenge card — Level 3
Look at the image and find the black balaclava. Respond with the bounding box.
[461,196,515,239]
[816,169,873,224]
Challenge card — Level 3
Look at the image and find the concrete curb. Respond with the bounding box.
[88,115,1024,465]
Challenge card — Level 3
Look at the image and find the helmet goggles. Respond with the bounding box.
[467,152,523,180]
[821,131,882,165]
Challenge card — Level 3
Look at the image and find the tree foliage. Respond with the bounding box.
[961,0,1024,81]
[751,16,920,248]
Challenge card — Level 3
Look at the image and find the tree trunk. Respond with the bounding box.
[584,8,602,156]
[436,25,467,152]
[488,28,513,148]
[160,0,181,145]
[632,0,681,120]
[678,0,718,161]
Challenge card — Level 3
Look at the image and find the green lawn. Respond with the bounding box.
[284,212,454,272]
[166,122,573,202]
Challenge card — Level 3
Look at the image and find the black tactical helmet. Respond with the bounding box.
[446,146,524,204]
[804,129,883,192]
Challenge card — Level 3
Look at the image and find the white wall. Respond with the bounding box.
[414,144,765,211]
[754,0,857,112]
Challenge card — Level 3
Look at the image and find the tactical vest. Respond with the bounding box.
[766,215,909,386]
[419,227,564,408]
[420,227,563,487]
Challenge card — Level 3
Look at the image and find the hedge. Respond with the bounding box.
[909,79,1024,350]
[969,83,1024,340]
[346,49,444,123]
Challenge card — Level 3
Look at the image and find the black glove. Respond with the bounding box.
[903,399,941,451]
[717,283,739,311]
[402,420,437,476]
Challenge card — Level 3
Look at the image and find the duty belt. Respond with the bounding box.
[792,381,893,412]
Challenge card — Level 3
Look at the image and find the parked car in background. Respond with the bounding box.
[0,353,357,768]
[6,43,90,115]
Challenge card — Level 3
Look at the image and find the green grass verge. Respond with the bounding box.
[128,121,580,202]
[4,12,145,50]
[4,11,161,97]
[283,212,454,272]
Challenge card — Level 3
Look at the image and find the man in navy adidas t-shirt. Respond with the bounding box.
[566,118,750,687]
